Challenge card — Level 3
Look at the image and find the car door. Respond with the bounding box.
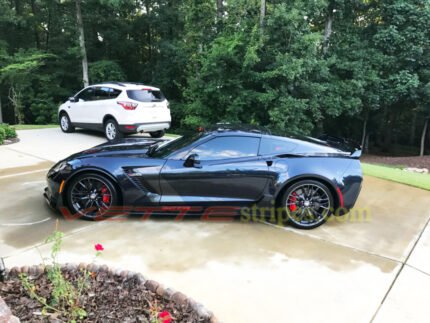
[69,87,96,124]
[159,135,270,205]
[85,87,114,124]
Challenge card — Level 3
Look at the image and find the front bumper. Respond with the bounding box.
[44,177,64,210]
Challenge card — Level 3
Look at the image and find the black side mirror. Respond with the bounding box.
[69,96,77,103]
[184,153,201,168]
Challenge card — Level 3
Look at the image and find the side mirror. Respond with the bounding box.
[184,153,201,168]
[69,96,77,103]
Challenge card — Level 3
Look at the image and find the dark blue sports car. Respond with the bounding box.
[44,124,362,229]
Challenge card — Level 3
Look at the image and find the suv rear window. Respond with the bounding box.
[126,89,165,102]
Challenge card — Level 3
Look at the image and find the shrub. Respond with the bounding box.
[29,99,58,124]
[0,127,5,145]
[3,124,17,139]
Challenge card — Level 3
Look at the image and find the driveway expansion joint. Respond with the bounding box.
[3,146,54,163]
[369,209,430,323]
[262,221,402,264]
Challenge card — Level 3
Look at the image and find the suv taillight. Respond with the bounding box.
[117,101,138,110]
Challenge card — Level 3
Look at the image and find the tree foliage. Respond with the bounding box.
[0,0,430,154]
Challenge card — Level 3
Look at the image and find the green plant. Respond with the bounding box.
[0,127,5,145]
[0,124,17,139]
[148,300,172,323]
[19,223,103,321]
[362,163,430,191]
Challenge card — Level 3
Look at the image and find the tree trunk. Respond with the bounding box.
[216,0,223,19]
[14,0,21,15]
[0,95,3,124]
[145,0,152,67]
[30,0,40,48]
[260,0,266,30]
[361,116,368,149]
[76,0,89,87]
[409,111,417,145]
[420,117,429,157]
[45,0,52,50]
[323,2,334,55]
[364,133,370,153]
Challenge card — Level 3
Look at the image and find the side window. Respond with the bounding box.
[76,87,95,101]
[109,88,122,98]
[191,136,260,161]
[259,137,297,155]
[94,87,111,100]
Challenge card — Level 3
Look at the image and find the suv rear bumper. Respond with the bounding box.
[119,122,170,133]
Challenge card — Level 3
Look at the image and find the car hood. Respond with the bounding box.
[68,138,167,159]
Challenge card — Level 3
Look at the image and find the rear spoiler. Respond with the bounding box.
[318,134,362,159]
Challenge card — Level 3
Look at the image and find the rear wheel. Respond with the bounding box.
[281,180,334,229]
[104,118,123,141]
[66,173,119,221]
[59,113,75,133]
[149,130,165,138]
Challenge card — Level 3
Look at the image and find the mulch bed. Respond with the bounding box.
[362,154,430,169]
[1,137,20,145]
[0,265,214,323]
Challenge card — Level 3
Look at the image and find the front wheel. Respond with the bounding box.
[104,119,123,141]
[66,173,120,221]
[59,113,75,133]
[149,130,165,138]
[281,180,334,229]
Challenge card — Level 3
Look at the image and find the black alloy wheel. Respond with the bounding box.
[282,180,334,229]
[66,173,119,220]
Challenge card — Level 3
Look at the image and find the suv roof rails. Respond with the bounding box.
[99,81,126,87]
[207,123,272,135]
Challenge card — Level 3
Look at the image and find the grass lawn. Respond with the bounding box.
[362,163,430,191]
[14,124,59,130]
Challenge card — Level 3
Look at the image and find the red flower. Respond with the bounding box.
[94,243,104,251]
[159,310,172,323]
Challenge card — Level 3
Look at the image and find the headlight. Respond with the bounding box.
[48,161,70,176]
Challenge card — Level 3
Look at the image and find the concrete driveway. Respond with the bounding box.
[1,128,430,323]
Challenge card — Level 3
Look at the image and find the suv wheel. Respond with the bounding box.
[104,119,123,141]
[60,113,75,133]
[149,130,165,138]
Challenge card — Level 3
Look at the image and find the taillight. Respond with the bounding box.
[117,101,138,110]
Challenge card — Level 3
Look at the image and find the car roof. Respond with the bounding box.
[91,82,160,91]
[205,123,271,136]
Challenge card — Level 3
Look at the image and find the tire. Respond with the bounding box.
[59,113,75,133]
[280,179,334,230]
[149,130,165,138]
[66,173,120,221]
[104,118,123,141]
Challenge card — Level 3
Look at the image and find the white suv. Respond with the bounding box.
[58,82,171,141]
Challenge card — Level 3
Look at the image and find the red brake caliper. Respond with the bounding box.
[289,192,297,212]
[101,186,111,204]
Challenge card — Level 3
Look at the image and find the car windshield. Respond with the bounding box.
[127,89,165,102]
[150,132,204,158]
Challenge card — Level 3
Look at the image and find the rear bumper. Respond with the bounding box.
[119,122,171,134]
